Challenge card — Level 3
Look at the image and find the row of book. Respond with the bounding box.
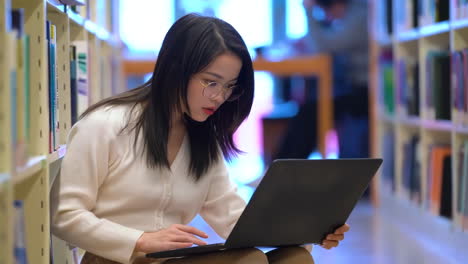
[379,49,395,115]
[395,0,419,32]
[0,182,8,263]
[376,0,394,37]
[381,132,468,230]
[454,0,468,20]
[70,0,117,35]
[396,57,420,117]
[9,9,89,164]
[425,50,451,121]
[48,20,90,152]
[418,0,449,27]
[14,200,28,264]
[46,20,60,154]
[455,140,468,229]
[380,0,450,37]
[451,49,468,126]
[379,48,452,121]
[10,9,30,168]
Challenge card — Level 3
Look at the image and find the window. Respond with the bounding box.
[286,0,308,39]
[120,0,175,53]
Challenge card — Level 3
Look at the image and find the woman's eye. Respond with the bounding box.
[207,82,218,87]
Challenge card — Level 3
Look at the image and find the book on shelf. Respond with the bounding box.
[12,8,31,168]
[425,50,451,121]
[70,0,89,19]
[7,26,19,170]
[454,0,468,20]
[401,135,421,204]
[13,200,28,264]
[73,40,89,118]
[396,57,420,117]
[376,0,393,36]
[418,0,449,26]
[0,182,9,259]
[451,49,468,127]
[457,141,468,230]
[379,49,395,115]
[70,45,78,125]
[47,20,60,153]
[382,129,396,193]
[395,0,418,32]
[426,144,452,218]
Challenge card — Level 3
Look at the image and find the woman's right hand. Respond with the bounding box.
[135,224,209,253]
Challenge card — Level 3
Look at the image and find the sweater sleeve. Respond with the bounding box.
[199,158,246,239]
[50,110,144,264]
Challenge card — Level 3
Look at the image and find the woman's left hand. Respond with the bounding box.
[320,224,350,250]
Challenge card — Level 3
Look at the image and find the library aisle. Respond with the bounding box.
[311,201,449,264]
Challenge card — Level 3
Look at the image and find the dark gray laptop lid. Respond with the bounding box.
[225,158,382,248]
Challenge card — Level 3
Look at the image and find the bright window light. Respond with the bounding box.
[120,0,175,53]
[216,0,272,48]
[286,0,308,39]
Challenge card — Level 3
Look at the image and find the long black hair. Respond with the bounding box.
[81,13,255,181]
[317,0,350,8]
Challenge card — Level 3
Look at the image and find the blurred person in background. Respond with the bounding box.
[274,0,369,161]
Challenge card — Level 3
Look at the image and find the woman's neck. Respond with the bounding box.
[169,113,186,139]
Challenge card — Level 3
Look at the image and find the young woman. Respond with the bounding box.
[50,13,349,264]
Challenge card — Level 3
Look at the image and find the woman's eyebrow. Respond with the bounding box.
[204,71,238,82]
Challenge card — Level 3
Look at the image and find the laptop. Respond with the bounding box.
[146,158,382,259]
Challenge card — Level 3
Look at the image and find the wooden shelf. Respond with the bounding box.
[60,0,85,5]
[420,21,450,37]
[14,156,46,185]
[59,4,119,46]
[396,29,419,43]
[47,145,67,164]
[67,8,85,26]
[454,125,468,134]
[2,0,122,263]
[452,18,468,30]
[398,116,422,127]
[422,120,453,132]
[379,112,396,124]
[46,1,65,13]
[370,0,468,248]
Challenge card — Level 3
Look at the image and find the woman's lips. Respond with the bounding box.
[203,108,215,115]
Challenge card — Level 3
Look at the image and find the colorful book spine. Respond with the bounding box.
[13,200,28,264]
[73,40,89,117]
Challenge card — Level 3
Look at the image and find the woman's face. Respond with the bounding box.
[185,52,242,122]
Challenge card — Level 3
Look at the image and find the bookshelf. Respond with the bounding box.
[371,0,468,261]
[0,0,123,263]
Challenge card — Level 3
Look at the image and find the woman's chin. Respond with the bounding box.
[184,112,209,123]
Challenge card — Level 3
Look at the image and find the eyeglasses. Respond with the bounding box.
[199,79,243,102]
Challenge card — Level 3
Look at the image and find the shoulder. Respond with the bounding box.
[74,104,136,137]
